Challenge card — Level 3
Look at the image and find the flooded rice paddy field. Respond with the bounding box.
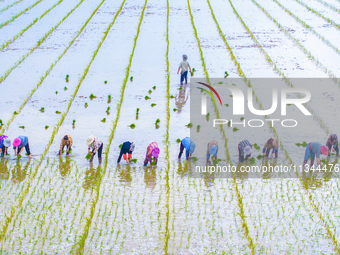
[1,0,340,253]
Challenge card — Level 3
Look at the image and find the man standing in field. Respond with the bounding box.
[177,54,192,85]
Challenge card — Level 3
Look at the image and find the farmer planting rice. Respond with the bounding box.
[58,134,73,156]
[178,137,196,160]
[12,136,31,159]
[117,141,135,164]
[0,135,11,156]
[262,138,278,158]
[206,140,218,163]
[238,140,252,162]
[86,135,103,163]
[303,142,329,167]
[326,134,338,157]
[144,142,160,166]
[177,54,192,85]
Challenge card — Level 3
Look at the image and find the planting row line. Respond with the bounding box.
[0,0,23,13]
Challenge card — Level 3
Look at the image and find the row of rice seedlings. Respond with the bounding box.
[187,0,254,252]
[0,0,23,13]
[70,0,146,252]
[1,0,64,50]
[272,0,340,55]
[211,1,340,250]
[314,0,340,13]
[0,0,87,84]
[0,0,105,134]
[0,0,44,30]
[293,0,340,29]
[163,0,171,253]
[250,0,339,86]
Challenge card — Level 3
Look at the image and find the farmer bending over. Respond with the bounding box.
[206,140,218,164]
[144,142,160,166]
[326,134,339,157]
[13,136,31,159]
[0,135,11,156]
[303,142,328,167]
[178,137,196,160]
[58,134,73,156]
[238,140,252,162]
[177,54,191,85]
[262,138,278,158]
[117,141,135,164]
[87,135,103,164]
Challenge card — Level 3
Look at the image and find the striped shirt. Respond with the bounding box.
[88,137,103,154]
[238,140,252,157]
[60,135,73,152]
[146,142,158,158]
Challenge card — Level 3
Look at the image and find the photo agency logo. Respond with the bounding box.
[196,80,312,128]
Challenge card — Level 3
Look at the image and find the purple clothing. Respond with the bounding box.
[0,135,8,148]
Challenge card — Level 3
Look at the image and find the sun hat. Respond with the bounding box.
[182,54,188,61]
[130,143,135,152]
[190,142,196,153]
[86,135,95,146]
[152,147,160,158]
[244,145,252,156]
[13,137,21,147]
[3,138,11,148]
[320,145,329,156]
[209,145,218,156]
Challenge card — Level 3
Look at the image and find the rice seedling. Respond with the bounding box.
[257,154,263,159]
[176,138,181,143]
[170,95,175,99]
[186,122,193,128]
[178,87,183,90]
[148,89,152,94]
[229,95,233,97]
[145,96,151,100]
[85,153,91,160]
[224,71,229,78]
[101,118,106,123]
[13,111,18,115]
[225,104,229,107]
[130,76,133,81]
[89,94,96,100]
[151,103,156,107]
[106,107,110,115]
[131,159,137,163]
[153,86,156,90]
[213,158,222,165]
[84,102,88,108]
[249,157,256,164]
[19,126,25,129]
[55,111,61,114]
[39,107,45,113]
[295,141,308,147]
[72,119,76,126]
[119,144,122,149]
[64,86,68,91]
[108,95,112,103]
[206,112,210,122]
[173,108,177,112]
[240,117,244,121]
[129,124,136,129]
[136,108,140,115]
[196,125,201,132]
[45,125,49,130]
[232,127,239,132]
[55,91,58,94]
[104,80,107,84]
[155,119,160,125]
[0,119,2,126]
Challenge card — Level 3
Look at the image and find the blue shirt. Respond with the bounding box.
[181,137,196,160]
[310,142,321,158]
[13,136,28,149]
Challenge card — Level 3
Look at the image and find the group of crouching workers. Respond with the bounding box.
[0,134,338,166]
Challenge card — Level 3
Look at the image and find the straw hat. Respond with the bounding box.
[86,135,95,146]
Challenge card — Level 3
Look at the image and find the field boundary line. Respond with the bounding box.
[0,0,44,30]
[0,0,109,242]
[294,0,340,29]
[272,0,340,55]
[1,0,64,51]
[187,0,255,252]
[314,0,340,14]
[0,0,23,13]
[209,0,340,252]
[163,0,170,252]
[70,0,148,253]
[0,0,103,135]
[0,0,87,84]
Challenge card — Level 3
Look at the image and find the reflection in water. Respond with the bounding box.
[118,164,133,186]
[58,157,72,179]
[82,163,101,191]
[203,171,215,188]
[12,160,30,184]
[144,166,157,190]
[175,84,189,113]
[177,160,190,178]
[0,158,9,181]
